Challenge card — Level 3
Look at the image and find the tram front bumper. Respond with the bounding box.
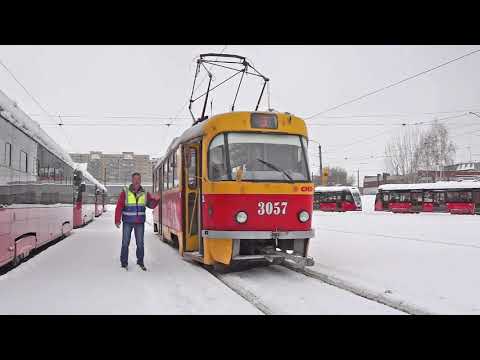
[201,229,315,268]
[201,229,315,240]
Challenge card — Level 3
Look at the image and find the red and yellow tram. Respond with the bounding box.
[152,111,315,269]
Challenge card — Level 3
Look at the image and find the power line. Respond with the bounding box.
[38,123,185,127]
[305,108,480,121]
[0,57,75,151]
[305,48,480,120]
[29,114,192,120]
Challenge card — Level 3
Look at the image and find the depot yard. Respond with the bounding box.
[0,197,478,314]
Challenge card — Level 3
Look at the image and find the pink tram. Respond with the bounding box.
[72,167,107,228]
[313,186,362,212]
[375,181,480,215]
[0,89,78,268]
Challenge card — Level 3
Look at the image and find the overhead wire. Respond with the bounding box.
[0,57,75,152]
[304,48,480,120]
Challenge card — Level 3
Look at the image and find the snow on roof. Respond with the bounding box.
[0,89,77,170]
[74,163,107,192]
[315,186,360,193]
[378,180,480,191]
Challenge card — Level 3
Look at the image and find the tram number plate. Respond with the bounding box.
[257,201,288,215]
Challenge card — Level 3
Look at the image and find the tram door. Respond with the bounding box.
[433,191,447,212]
[411,191,422,213]
[183,143,201,254]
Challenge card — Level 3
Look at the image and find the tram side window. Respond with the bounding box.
[174,150,180,188]
[399,192,410,202]
[424,192,433,203]
[345,192,353,202]
[208,134,228,180]
[447,191,472,202]
[20,151,28,173]
[188,147,197,189]
[5,143,12,167]
[163,163,168,190]
[170,153,178,188]
[412,192,423,202]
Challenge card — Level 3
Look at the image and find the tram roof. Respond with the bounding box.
[378,181,480,191]
[75,163,107,192]
[153,111,307,169]
[0,89,77,170]
[314,186,360,193]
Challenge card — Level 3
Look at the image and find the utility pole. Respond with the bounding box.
[318,145,322,183]
[357,168,360,189]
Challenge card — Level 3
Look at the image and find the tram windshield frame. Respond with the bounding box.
[208,132,311,183]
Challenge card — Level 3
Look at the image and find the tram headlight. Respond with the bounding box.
[298,210,310,223]
[235,211,248,224]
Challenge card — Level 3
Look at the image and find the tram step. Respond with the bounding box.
[183,251,204,262]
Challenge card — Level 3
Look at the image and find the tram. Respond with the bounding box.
[73,167,107,227]
[152,111,315,269]
[375,181,480,214]
[152,53,316,270]
[0,89,76,268]
[314,186,362,211]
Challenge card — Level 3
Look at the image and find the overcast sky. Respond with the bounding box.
[1,45,479,185]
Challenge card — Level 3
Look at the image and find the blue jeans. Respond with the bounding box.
[121,222,145,266]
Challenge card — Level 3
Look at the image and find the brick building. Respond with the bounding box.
[70,151,155,185]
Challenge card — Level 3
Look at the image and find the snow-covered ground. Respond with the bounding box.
[2,200,479,314]
[218,265,402,314]
[0,208,260,315]
[308,195,480,314]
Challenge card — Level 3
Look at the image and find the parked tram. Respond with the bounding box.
[73,168,107,227]
[314,186,362,211]
[0,89,77,268]
[152,111,315,270]
[375,181,480,214]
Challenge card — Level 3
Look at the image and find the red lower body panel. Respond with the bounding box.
[389,202,412,213]
[447,202,475,214]
[0,205,73,267]
[202,194,312,231]
[73,202,95,228]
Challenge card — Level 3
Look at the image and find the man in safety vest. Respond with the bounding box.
[115,172,160,271]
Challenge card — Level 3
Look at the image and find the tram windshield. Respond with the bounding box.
[209,133,310,182]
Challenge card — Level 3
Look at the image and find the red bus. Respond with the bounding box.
[375,181,480,214]
[314,186,362,212]
[0,89,76,269]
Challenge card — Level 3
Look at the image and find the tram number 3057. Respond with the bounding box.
[257,201,288,215]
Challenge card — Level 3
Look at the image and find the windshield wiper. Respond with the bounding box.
[256,158,294,182]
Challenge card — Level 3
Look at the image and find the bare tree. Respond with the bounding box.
[384,121,456,182]
[416,120,456,173]
[384,126,421,182]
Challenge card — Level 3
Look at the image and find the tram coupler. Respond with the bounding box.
[265,252,315,269]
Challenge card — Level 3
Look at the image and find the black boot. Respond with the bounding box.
[137,262,147,271]
[121,263,128,270]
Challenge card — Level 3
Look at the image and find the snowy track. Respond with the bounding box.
[211,265,404,315]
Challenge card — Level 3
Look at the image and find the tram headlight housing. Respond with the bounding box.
[298,210,310,223]
[235,211,248,224]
